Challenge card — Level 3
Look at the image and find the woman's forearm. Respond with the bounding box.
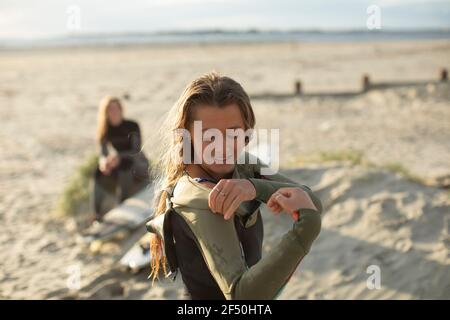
[174,201,322,300]
[232,207,322,299]
[248,177,322,214]
[247,157,318,205]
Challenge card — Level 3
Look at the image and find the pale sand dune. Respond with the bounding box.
[272,165,449,299]
[0,40,449,299]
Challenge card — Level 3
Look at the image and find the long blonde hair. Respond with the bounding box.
[96,96,123,142]
[149,72,256,280]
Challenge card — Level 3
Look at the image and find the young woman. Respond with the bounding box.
[148,73,322,300]
[93,96,150,221]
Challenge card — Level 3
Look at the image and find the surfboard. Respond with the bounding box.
[119,233,153,272]
[82,184,154,250]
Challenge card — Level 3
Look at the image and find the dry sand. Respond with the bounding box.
[0,40,449,299]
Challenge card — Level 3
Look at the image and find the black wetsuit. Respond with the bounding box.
[100,119,141,170]
[93,119,149,219]
[161,161,323,300]
[172,208,264,300]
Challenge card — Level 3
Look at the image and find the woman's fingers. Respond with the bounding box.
[274,204,283,214]
[208,179,256,219]
[271,204,283,215]
[274,192,298,213]
[268,191,297,214]
[208,184,220,213]
[267,194,284,215]
[223,192,242,220]
[288,188,317,211]
[269,187,318,218]
[209,179,225,213]
[215,180,233,213]
[267,196,276,208]
[209,180,230,214]
[222,187,240,216]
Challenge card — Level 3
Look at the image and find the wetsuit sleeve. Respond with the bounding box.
[247,159,322,212]
[176,203,322,300]
[118,123,142,160]
[232,207,321,299]
[98,140,110,169]
[100,140,109,157]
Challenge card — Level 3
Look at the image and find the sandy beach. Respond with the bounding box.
[0,40,449,299]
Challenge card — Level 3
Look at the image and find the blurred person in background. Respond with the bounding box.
[93,96,150,222]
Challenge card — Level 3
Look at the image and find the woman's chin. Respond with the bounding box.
[209,163,235,176]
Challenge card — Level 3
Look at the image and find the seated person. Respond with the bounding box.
[92,96,150,222]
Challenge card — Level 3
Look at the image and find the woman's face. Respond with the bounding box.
[189,103,246,177]
[107,101,123,126]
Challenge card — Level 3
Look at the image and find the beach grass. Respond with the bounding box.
[382,161,425,184]
[287,148,366,166]
[317,149,365,165]
[56,154,98,217]
[286,149,428,185]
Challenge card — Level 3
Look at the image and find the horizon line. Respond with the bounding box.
[2,27,450,41]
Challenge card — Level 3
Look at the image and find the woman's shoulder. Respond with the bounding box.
[122,119,140,130]
[171,174,212,212]
[171,175,233,230]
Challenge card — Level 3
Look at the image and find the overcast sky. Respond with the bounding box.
[1,0,449,39]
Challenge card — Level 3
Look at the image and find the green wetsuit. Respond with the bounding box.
[149,153,323,299]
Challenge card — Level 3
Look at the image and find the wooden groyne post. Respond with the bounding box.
[440,68,448,82]
[362,74,371,92]
[295,80,302,95]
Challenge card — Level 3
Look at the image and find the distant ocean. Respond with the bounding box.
[1,29,449,49]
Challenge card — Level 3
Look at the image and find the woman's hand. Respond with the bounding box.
[267,187,318,221]
[99,155,120,175]
[108,154,120,169]
[99,157,111,175]
[208,179,256,220]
